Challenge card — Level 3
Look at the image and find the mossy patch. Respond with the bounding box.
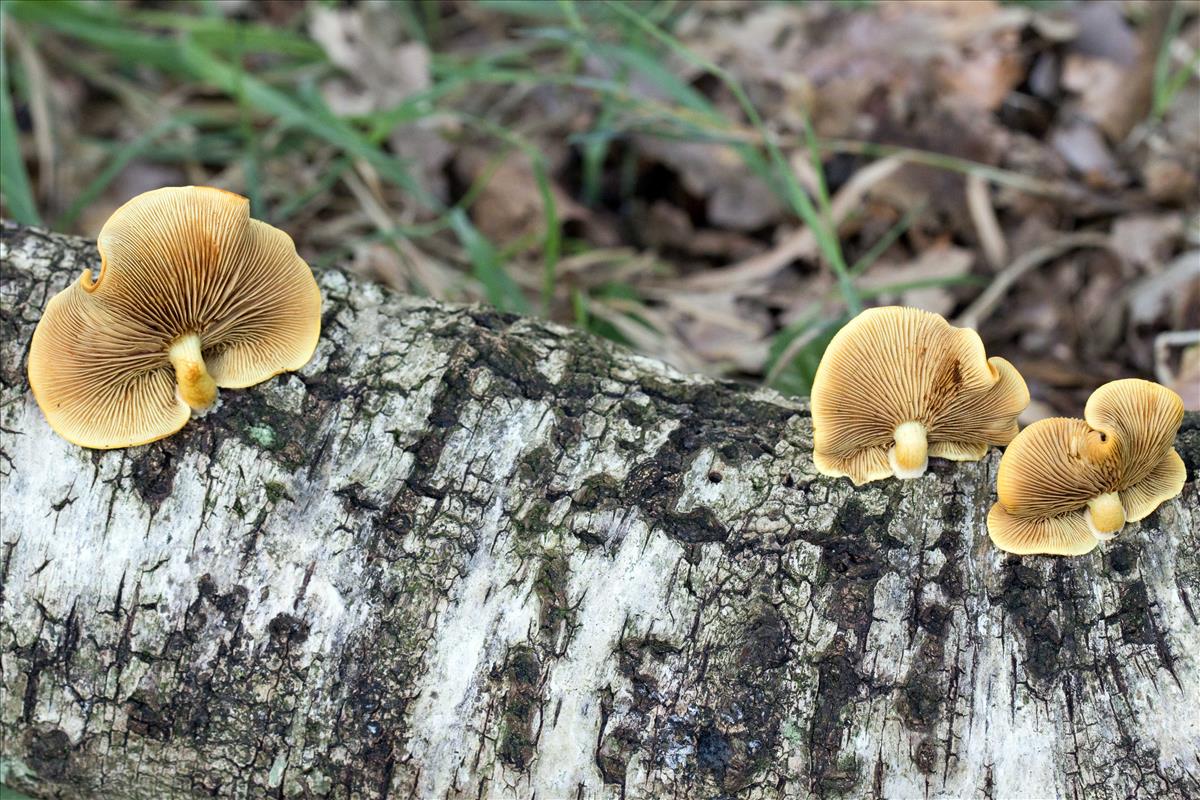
[899,638,945,732]
[1112,580,1153,645]
[517,445,554,483]
[263,480,292,504]
[246,423,277,448]
[128,440,182,513]
[815,752,861,796]
[514,500,553,542]
[23,726,72,780]
[809,643,864,794]
[998,560,1065,683]
[496,645,541,772]
[534,552,571,641]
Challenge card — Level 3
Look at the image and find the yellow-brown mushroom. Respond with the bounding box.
[987,379,1186,556]
[28,186,322,449]
[811,306,1030,485]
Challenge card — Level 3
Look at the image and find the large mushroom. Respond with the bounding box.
[810,306,1029,485]
[987,379,1186,556]
[28,186,322,449]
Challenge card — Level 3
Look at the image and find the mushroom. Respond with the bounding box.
[810,306,1030,485]
[28,186,322,449]
[987,379,1186,556]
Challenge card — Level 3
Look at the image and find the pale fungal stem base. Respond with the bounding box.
[1086,492,1125,541]
[888,421,929,479]
[168,332,217,411]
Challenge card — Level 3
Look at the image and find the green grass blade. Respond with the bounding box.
[131,11,324,58]
[5,0,181,68]
[7,0,322,59]
[765,315,846,398]
[601,0,860,314]
[532,161,561,315]
[0,12,41,225]
[848,203,926,278]
[448,209,529,314]
[272,157,351,222]
[179,40,435,208]
[1152,1,1188,121]
[54,120,184,230]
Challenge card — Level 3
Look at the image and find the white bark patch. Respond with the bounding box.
[1121,505,1200,777]
[532,519,688,797]
[403,398,555,797]
[404,495,540,799]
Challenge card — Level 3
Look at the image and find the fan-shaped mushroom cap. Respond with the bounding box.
[987,380,1187,556]
[1085,378,1186,512]
[28,186,321,449]
[811,306,1029,485]
[986,504,1097,556]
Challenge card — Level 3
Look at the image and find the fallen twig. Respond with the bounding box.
[955,232,1116,330]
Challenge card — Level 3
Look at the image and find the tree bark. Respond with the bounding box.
[1,220,1198,800]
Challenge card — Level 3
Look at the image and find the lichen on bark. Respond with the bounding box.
[1,221,1198,799]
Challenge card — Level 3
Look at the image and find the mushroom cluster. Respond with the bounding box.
[987,379,1186,556]
[810,306,1029,485]
[28,186,322,449]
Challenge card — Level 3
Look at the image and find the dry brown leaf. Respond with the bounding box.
[1176,346,1200,410]
[938,48,1025,111]
[634,137,785,231]
[858,244,974,316]
[641,201,763,261]
[1060,54,1129,133]
[1109,214,1185,271]
[309,4,430,113]
[967,173,1007,269]
[1049,120,1122,184]
[1069,2,1138,65]
[1125,251,1200,327]
[1157,336,1200,410]
[651,291,772,372]
[454,149,585,250]
[687,155,905,291]
[310,2,452,200]
[1059,2,1170,142]
[1142,156,1199,204]
[1164,86,1200,152]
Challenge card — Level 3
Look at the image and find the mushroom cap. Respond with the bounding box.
[987,502,1098,556]
[995,417,1121,519]
[989,381,1187,555]
[1121,449,1186,522]
[1084,378,1185,490]
[811,306,1029,484]
[28,186,321,449]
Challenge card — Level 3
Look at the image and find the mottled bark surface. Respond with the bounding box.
[1,220,1197,800]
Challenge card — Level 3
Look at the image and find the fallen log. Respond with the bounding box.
[1,221,1197,799]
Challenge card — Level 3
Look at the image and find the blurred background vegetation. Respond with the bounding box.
[2,0,1197,415]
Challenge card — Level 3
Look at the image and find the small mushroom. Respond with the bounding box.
[811,306,1029,484]
[28,186,321,449]
[988,379,1186,556]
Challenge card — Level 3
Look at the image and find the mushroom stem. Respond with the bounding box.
[1085,492,1126,540]
[168,333,217,411]
[889,421,929,479]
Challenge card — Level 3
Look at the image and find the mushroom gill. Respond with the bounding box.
[27,186,322,449]
[987,380,1187,556]
[811,306,1029,485]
